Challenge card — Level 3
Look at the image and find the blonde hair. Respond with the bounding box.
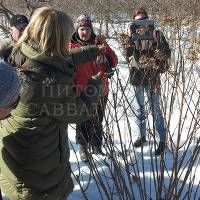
[16,7,74,57]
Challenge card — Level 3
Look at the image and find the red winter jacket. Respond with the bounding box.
[69,34,118,96]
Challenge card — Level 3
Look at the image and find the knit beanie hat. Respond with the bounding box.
[74,14,93,31]
[0,60,21,108]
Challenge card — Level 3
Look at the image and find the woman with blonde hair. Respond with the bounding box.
[0,6,103,200]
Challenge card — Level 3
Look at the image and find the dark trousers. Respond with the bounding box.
[76,95,108,146]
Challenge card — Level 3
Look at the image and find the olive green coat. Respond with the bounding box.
[0,42,100,200]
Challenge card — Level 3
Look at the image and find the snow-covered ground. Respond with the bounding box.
[1,27,200,200]
[67,38,200,200]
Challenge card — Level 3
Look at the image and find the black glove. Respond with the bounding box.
[156,59,169,73]
[105,56,115,78]
[80,75,101,109]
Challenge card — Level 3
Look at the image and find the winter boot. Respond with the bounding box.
[79,145,89,162]
[155,142,165,156]
[92,145,105,156]
[134,136,147,148]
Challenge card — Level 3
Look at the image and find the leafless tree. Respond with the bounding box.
[0,1,200,199]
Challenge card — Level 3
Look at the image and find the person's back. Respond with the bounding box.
[0,7,104,200]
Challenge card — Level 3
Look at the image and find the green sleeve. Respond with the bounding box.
[70,45,100,65]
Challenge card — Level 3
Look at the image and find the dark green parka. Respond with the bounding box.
[0,42,101,200]
[125,30,171,88]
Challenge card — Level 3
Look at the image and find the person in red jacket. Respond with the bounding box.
[69,14,118,162]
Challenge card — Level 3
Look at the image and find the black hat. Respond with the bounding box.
[10,14,28,29]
